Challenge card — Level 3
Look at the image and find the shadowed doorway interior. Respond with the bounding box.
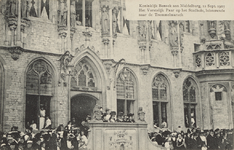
[71,95,96,126]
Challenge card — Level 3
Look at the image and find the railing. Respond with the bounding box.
[193,40,234,71]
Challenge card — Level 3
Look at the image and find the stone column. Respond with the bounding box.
[177,21,182,68]
[82,0,85,26]
[38,0,41,17]
[120,6,123,33]
[16,0,22,46]
[4,23,9,46]
[109,7,113,58]
[67,0,71,52]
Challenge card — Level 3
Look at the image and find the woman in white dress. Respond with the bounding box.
[39,106,46,130]
[79,131,88,150]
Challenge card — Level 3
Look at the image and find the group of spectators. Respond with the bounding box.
[0,117,90,150]
[149,126,233,150]
[102,110,135,123]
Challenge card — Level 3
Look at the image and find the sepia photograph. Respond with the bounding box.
[0,0,233,149]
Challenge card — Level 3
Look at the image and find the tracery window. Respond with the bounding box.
[219,51,230,66]
[21,0,50,18]
[117,68,136,115]
[152,74,169,128]
[205,53,215,66]
[71,62,96,88]
[183,78,197,128]
[26,59,54,129]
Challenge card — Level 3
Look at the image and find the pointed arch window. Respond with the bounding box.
[183,78,198,128]
[117,68,136,115]
[26,59,54,129]
[71,63,96,88]
[152,74,169,128]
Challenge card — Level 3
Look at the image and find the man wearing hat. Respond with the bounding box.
[109,111,116,122]
[116,112,124,122]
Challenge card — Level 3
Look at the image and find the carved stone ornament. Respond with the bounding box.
[57,51,74,81]
[137,107,146,122]
[140,65,149,75]
[109,130,133,149]
[58,26,68,38]
[8,46,23,60]
[92,105,103,122]
[138,41,147,51]
[103,61,113,74]
[7,16,17,30]
[21,18,31,32]
[75,45,96,55]
[205,41,223,50]
[171,50,178,56]
[83,28,92,41]
[172,69,181,78]
[102,38,110,45]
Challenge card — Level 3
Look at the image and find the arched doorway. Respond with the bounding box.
[26,59,54,130]
[71,95,96,126]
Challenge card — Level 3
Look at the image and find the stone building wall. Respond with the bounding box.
[0,0,233,132]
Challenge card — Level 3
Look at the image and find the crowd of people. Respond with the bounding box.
[149,126,233,150]
[100,108,135,123]
[0,116,90,150]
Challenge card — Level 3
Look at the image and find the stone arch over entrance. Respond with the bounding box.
[69,49,108,115]
[71,94,97,126]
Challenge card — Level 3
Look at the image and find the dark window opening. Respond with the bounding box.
[215,92,222,101]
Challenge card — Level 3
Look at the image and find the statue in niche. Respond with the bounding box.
[148,20,153,40]
[29,0,37,17]
[208,21,216,38]
[101,6,109,35]
[138,21,146,41]
[10,0,16,16]
[70,0,76,27]
[26,1,30,18]
[223,21,234,48]
[5,0,16,16]
[112,7,117,37]
[62,5,67,26]
[59,0,67,26]
[150,20,155,39]
[224,21,231,40]
[21,0,27,18]
[169,21,178,47]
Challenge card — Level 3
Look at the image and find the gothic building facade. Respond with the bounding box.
[0,0,233,133]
